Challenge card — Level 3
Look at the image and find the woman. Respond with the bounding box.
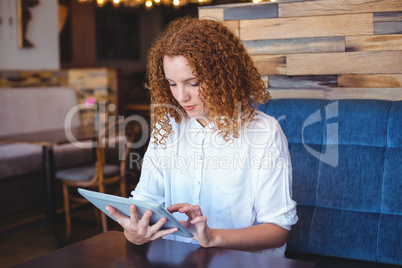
[106,16,297,257]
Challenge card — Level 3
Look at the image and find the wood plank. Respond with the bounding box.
[287,51,402,75]
[243,37,345,55]
[279,0,402,18]
[240,13,373,41]
[198,7,224,21]
[223,20,239,37]
[224,4,278,20]
[346,34,402,52]
[198,0,308,11]
[374,22,402,35]
[374,11,402,22]
[251,55,286,75]
[261,75,269,89]
[269,75,338,88]
[325,87,402,101]
[338,74,402,87]
[374,12,402,35]
[268,89,325,99]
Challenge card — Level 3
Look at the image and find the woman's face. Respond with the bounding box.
[163,55,209,126]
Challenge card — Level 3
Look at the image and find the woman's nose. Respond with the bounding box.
[175,86,190,103]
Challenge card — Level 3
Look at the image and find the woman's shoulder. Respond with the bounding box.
[247,110,281,131]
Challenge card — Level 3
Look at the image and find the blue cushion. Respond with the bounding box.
[289,143,320,206]
[55,164,120,181]
[316,145,385,213]
[382,101,402,215]
[382,148,402,215]
[258,99,401,265]
[259,99,328,144]
[309,208,379,262]
[327,100,390,147]
[287,206,314,253]
[378,214,402,265]
[387,101,402,148]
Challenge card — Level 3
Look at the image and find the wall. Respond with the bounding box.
[0,0,59,70]
[61,3,166,74]
[199,0,402,100]
[0,68,119,123]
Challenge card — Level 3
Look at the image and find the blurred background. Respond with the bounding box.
[0,0,253,266]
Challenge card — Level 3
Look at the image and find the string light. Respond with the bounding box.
[80,0,282,8]
[145,0,153,7]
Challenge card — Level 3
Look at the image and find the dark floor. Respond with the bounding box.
[0,172,130,268]
[0,203,123,267]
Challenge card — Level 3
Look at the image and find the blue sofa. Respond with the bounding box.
[259,99,401,267]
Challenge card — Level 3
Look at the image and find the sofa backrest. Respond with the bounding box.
[0,87,80,136]
[259,99,402,265]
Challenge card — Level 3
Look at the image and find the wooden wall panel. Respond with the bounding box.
[198,7,224,21]
[269,89,325,99]
[240,13,373,41]
[200,0,402,100]
[374,12,402,34]
[243,37,345,55]
[223,20,239,37]
[346,34,402,51]
[287,51,402,75]
[261,75,269,89]
[251,55,286,75]
[269,75,338,88]
[279,0,402,18]
[325,87,402,100]
[224,4,277,20]
[338,74,402,87]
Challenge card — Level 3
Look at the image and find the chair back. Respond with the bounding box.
[95,118,147,189]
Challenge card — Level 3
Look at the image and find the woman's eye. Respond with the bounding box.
[189,83,199,87]
[169,83,176,87]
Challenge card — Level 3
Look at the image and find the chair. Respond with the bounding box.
[55,119,142,241]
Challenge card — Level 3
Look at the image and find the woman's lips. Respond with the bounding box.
[183,105,195,111]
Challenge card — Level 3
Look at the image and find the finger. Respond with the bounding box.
[178,204,202,214]
[139,210,153,228]
[184,218,192,228]
[167,203,190,213]
[190,215,207,225]
[129,205,139,222]
[152,228,179,239]
[106,205,129,223]
[148,217,167,233]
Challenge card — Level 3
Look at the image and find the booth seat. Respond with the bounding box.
[0,87,92,180]
[259,99,401,266]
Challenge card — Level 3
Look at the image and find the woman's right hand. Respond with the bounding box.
[106,204,178,245]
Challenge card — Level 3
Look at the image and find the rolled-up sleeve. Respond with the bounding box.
[254,122,298,230]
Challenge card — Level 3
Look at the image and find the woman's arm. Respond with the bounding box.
[168,203,289,252]
[209,223,289,251]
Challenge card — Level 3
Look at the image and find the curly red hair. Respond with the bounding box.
[146,16,270,147]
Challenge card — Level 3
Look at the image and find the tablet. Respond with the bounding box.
[77,188,193,238]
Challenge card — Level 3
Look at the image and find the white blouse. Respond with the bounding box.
[131,110,298,257]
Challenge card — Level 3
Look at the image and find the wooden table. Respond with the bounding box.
[13,231,315,268]
[0,125,96,247]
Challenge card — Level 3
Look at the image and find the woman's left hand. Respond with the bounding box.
[167,203,214,248]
